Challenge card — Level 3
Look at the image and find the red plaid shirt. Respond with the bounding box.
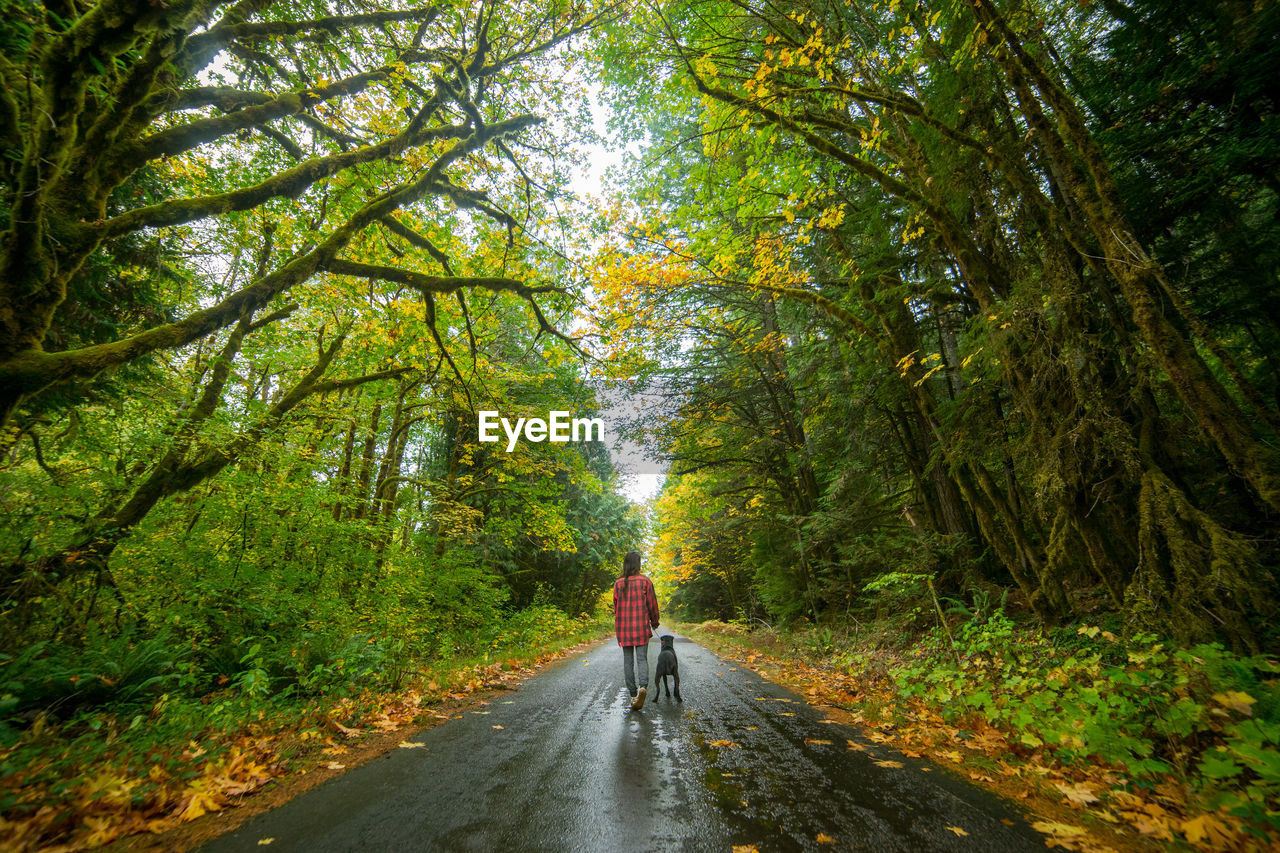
[613,574,659,646]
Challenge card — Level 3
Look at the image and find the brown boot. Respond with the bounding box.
[631,686,647,711]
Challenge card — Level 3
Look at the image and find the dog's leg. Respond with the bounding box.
[673,670,682,702]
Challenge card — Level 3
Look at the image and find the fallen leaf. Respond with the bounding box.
[257,840,275,846]
[816,832,836,843]
[1054,781,1100,806]
[1032,820,1088,848]
[873,760,904,768]
[1181,812,1238,849]
[732,846,760,853]
[492,725,504,730]
[330,718,360,738]
[1123,803,1176,840]
[82,771,139,806]
[846,740,867,751]
[708,739,740,748]
[178,786,224,822]
[398,742,427,749]
[946,826,969,836]
[325,762,345,770]
[804,738,832,745]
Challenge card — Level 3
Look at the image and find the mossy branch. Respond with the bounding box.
[0,114,543,402]
[96,107,465,238]
[325,259,555,299]
[175,5,442,77]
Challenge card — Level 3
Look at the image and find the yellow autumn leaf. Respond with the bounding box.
[1212,691,1255,715]
[1181,812,1237,848]
[178,786,224,821]
[1032,820,1089,847]
[913,364,944,387]
[1053,781,1100,806]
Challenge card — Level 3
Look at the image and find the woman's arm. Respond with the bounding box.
[646,578,660,628]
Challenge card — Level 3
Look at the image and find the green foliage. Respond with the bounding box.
[0,600,608,845]
[598,0,1280,650]
[0,632,183,733]
[892,615,1280,831]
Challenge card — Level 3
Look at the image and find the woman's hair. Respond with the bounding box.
[621,551,642,578]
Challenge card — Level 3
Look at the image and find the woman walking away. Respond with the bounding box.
[614,551,660,710]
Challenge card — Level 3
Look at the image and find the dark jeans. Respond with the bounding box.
[621,641,649,695]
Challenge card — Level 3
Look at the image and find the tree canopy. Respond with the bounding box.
[590,0,1280,649]
[0,0,596,420]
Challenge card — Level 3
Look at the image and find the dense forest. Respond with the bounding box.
[1,0,642,651]
[1,0,1278,847]
[593,0,1280,651]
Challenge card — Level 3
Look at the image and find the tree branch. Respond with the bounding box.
[1,115,543,399]
[176,5,442,77]
[380,215,457,274]
[325,259,556,299]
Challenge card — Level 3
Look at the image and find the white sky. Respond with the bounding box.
[568,92,666,505]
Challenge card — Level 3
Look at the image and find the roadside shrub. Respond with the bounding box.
[0,631,183,731]
[892,614,1280,834]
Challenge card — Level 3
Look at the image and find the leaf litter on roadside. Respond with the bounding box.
[691,627,1271,853]
[0,646,593,851]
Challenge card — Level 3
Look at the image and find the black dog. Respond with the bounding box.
[653,635,682,702]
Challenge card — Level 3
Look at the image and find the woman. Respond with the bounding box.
[613,550,660,710]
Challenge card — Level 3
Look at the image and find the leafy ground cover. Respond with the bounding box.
[0,608,607,852]
[682,617,1280,853]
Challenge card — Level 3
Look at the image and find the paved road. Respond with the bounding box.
[203,635,1043,852]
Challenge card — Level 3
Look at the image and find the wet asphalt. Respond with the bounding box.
[201,635,1044,852]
